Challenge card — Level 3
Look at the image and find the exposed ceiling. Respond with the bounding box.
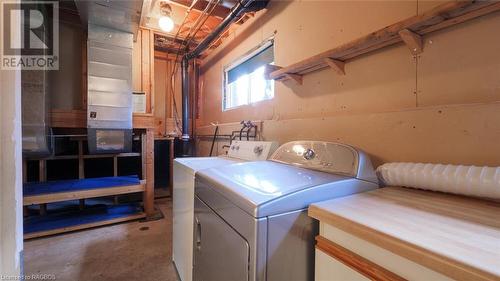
[61,0,259,58]
[141,0,256,57]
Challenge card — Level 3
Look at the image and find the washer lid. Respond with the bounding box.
[174,157,240,175]
[197,161,349,216]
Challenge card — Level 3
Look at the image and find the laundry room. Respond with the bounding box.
[0,0,499,281]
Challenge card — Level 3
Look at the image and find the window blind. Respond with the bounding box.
[227,44,274,84]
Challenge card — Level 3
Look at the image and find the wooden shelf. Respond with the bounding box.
[269,1,500,82]
[26,152,141,161]
[24,204,146,239]
[24,212,146,239]
[23,181,146,206]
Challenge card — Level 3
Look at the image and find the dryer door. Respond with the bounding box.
[193,196,249,281]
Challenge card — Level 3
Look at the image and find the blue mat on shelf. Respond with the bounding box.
[24,203,143,234]
[23,175,141,196]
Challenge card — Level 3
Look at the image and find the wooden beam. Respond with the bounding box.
[24,183,146,205]
[133,113,156,129]
[39,159,47,216]
[143,129,155,217]
[50,110,155,129]
[166,0,230,19]
[142,29,152,113]
[316,236,406,281]
[269,1,500,80]
[149,30,155,115]
[284,73,303,85]
[78,140,84,179]
[168,139,174,197]
[51,109,87,128]
[398,29,423,54]
[324,58,346,75]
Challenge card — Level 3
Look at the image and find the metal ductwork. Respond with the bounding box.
[86,24,134,154]
[75,0,142,154]
[22,70,51,157]
[75,0,143,38]
[22,12,52,157]
[180,0,269,145]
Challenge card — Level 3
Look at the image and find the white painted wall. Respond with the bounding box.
[0,0,24,276]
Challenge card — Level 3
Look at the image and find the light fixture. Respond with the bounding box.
[159,2,174,32]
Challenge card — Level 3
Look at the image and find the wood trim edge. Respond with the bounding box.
[23,184,146,205]
[309,205,496,281]
[316,235,407,281]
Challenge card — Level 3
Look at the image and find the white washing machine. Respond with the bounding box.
[172,140,278,281]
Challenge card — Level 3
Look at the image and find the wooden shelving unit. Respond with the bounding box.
[23,180,146,206]
[22,133,154,239]
[269,1,500,84]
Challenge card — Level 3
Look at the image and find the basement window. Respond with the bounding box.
[223,40,274,110]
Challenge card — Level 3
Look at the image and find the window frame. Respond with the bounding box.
[222,38,275,111]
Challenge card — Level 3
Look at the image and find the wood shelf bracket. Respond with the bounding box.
[268,1,500,81]
[264,64,283,80]
[398,29,423,54]
[324,58,346,75]
[284,73,303,85]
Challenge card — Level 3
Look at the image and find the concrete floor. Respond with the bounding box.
[24,198,179,281]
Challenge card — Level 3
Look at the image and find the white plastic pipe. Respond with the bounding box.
[376,163,500,199]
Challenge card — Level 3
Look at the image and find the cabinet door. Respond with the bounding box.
[193,196,249,281]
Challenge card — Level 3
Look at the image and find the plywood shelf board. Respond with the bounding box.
[24,211,146,240]
[23,183,145,205]
[270,1,500,81]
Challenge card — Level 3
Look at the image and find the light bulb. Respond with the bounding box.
[158,16,174,32]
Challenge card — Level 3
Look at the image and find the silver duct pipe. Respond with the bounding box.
[180,0,267,143]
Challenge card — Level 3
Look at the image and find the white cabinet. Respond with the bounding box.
[315,249,369,281]
[314,223,453,281]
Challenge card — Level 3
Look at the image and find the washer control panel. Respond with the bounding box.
[228,140,279,161]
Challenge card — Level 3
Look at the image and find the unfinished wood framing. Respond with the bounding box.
[269,1,500,81]
[142,129,155,217]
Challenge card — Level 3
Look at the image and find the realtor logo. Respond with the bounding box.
[1,1,59,70]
